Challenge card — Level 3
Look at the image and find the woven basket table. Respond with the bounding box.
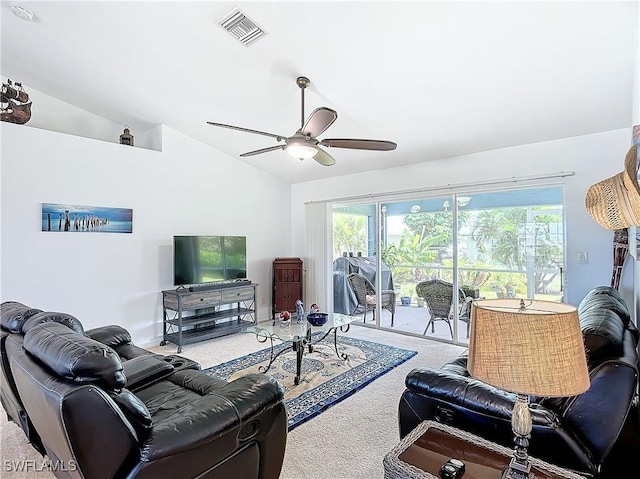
[383,421,587,479]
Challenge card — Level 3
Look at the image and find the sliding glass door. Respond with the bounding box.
[454,188,564,343]
[331,186,565,346]
[380,196,454,338]
[332,203,395,327]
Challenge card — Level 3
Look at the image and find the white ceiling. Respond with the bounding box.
[1,1,637,184]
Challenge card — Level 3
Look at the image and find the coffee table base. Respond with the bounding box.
[256,324,351,385]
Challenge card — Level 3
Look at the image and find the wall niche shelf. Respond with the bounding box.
[1,77,163,151]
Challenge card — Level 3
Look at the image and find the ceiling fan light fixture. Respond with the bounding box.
[207,75,396,166]
[285,143,317,160]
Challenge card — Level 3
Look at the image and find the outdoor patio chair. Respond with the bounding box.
[415,279,473,338]
[347,273,396,326]
[493,284,516,299]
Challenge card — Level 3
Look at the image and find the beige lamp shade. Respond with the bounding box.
[468,299,590,397]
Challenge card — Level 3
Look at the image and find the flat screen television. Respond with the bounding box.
[173,235,247,286]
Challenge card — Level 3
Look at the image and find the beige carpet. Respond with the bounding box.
[0,325,464,479]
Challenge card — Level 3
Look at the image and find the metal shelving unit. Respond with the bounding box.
[161,283,257,353]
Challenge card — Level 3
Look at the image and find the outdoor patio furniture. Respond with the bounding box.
[333,256,394,315]
[493,284,516,299]
[415,279,472,338]
[347,273,396,326]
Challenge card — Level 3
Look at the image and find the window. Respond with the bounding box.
[331,186,565,346]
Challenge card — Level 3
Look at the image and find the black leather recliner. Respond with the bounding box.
[398,287,639,478]
[1,301,288,479]
[1,302,46,451]
[1,301,170,452]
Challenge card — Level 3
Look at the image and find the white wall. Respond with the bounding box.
[1,122,292,347]
[1,76,161,151]
[1,117,635,347]
[291,128,634,308]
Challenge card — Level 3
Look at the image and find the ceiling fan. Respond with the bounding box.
[206,76,397,166]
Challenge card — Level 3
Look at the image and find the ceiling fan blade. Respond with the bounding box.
[313,147,336,167]
[301,107,338,138]
[320,138,397,151]
[239,145,285,157]
[207,122,286,141]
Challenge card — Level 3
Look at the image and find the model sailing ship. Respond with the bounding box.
[1,79,31,124]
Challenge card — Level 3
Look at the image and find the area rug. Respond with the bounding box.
[204,335,417,430]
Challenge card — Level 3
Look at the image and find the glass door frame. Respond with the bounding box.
[331,183,567,347]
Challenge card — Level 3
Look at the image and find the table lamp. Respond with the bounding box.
[468,298,590,479]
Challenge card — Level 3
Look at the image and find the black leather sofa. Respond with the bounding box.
[398,286,639,478]
[1,301,287,479]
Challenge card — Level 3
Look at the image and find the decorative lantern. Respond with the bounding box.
[119,125,134,146]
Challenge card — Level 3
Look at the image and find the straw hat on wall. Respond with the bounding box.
[585,145,640,230]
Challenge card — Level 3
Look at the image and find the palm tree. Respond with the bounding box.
[472,207,563,294]
[332,213,368,258]
[473,208,526,269]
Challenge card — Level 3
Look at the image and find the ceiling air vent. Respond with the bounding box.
[219,8,268,47]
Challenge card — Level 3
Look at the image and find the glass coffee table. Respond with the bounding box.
[243,313,355,385]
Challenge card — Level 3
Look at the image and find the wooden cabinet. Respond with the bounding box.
[274,283,302,314]
[272,258,303,320]
[162,282,257,353]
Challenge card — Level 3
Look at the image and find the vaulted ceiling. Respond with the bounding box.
[2,1,637,183]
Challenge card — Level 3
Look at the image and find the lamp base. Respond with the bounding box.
[503,394,535,479]
[501,456,535,479]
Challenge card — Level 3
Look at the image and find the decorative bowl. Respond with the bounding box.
[307,312,328,326]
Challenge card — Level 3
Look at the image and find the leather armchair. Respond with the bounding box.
[1,301,288,479]
[1,302,45,451]
[398,287,639,477]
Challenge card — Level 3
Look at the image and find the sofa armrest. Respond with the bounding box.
[85,324,132,348]
[405,368,558,426]
[214,373,285,421]
[122,355,175,392]
[140,373,284,462]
